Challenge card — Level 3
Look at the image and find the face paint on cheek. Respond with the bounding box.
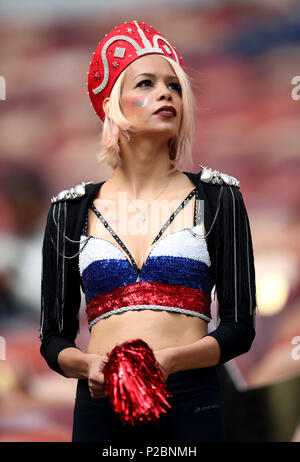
[132,96,148,107]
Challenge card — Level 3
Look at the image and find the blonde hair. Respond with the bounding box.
[96,55,195,174]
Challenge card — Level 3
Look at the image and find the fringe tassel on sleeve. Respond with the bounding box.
[205,183,258,364]
[40,201,67,340]
[215,184,257,325]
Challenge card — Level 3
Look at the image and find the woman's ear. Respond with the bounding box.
[103,97,110,119]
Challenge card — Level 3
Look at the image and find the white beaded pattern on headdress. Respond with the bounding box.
[92,20,180,96]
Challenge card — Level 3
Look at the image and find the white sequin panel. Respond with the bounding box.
[150,223,211,267]
[79,235,126,275]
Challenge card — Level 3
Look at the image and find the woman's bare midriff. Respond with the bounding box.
[88,310,208,355]
[86,172,210,356]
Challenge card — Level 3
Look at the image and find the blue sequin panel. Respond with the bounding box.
[81,259,136,301]
[142,256,214,293]
[81,255,213,302]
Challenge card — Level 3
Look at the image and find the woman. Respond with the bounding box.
[39,20,257,443]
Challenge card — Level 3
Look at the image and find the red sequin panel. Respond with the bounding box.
[86,281,212,324]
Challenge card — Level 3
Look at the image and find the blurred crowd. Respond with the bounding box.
[0,1,299,442]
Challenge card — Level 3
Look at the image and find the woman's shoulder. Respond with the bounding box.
[50,180,95,205]
[183,165,241,210]
[197,164,240,189]
[183,165,240,189]
[48,179,103,214]
[45,180,102,237]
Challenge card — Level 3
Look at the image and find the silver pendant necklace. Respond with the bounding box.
[138,176,173,225]
[101,174,174,225]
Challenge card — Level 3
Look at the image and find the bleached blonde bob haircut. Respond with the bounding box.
[96,55,195,174]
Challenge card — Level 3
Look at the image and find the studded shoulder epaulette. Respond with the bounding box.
[199,165,240,188]
[51,181,94,204]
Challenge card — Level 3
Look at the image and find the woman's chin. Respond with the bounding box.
[135,125,178,139]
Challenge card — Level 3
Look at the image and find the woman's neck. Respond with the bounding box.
[107,136,179,200]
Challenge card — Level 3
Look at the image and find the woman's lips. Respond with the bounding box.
[154,111,176,118]
[154,105,177,117]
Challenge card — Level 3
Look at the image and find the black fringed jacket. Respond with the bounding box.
[39,168,257,376]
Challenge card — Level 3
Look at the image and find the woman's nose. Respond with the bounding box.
[156,83,172,101]
[159,93,172,101]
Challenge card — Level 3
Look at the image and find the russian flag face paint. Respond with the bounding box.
[132,96,148,107]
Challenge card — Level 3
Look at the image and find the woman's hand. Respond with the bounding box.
[153,348,175,383]
[85,353,109,399]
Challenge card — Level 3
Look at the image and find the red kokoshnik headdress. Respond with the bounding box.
[87,19,185,122]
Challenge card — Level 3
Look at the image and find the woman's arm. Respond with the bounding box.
[57,348,106,378]
[57,347,90,379]
[162,336,221,375]
[206,184,257,365]
[154,336,221,380]
[39,201,82,376]
[56,348,109,398]
[162,184,257,371]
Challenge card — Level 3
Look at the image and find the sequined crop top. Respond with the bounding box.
[40,169,258,375]
[78,187,214,331]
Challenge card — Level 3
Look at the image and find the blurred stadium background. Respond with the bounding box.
[0,0,300,442]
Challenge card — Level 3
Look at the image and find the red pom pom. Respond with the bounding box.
[102,338,173,428]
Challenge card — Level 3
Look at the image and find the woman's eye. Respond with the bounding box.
[135,80,181,94]
[169,82,182,94]
[136,79,152,87]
